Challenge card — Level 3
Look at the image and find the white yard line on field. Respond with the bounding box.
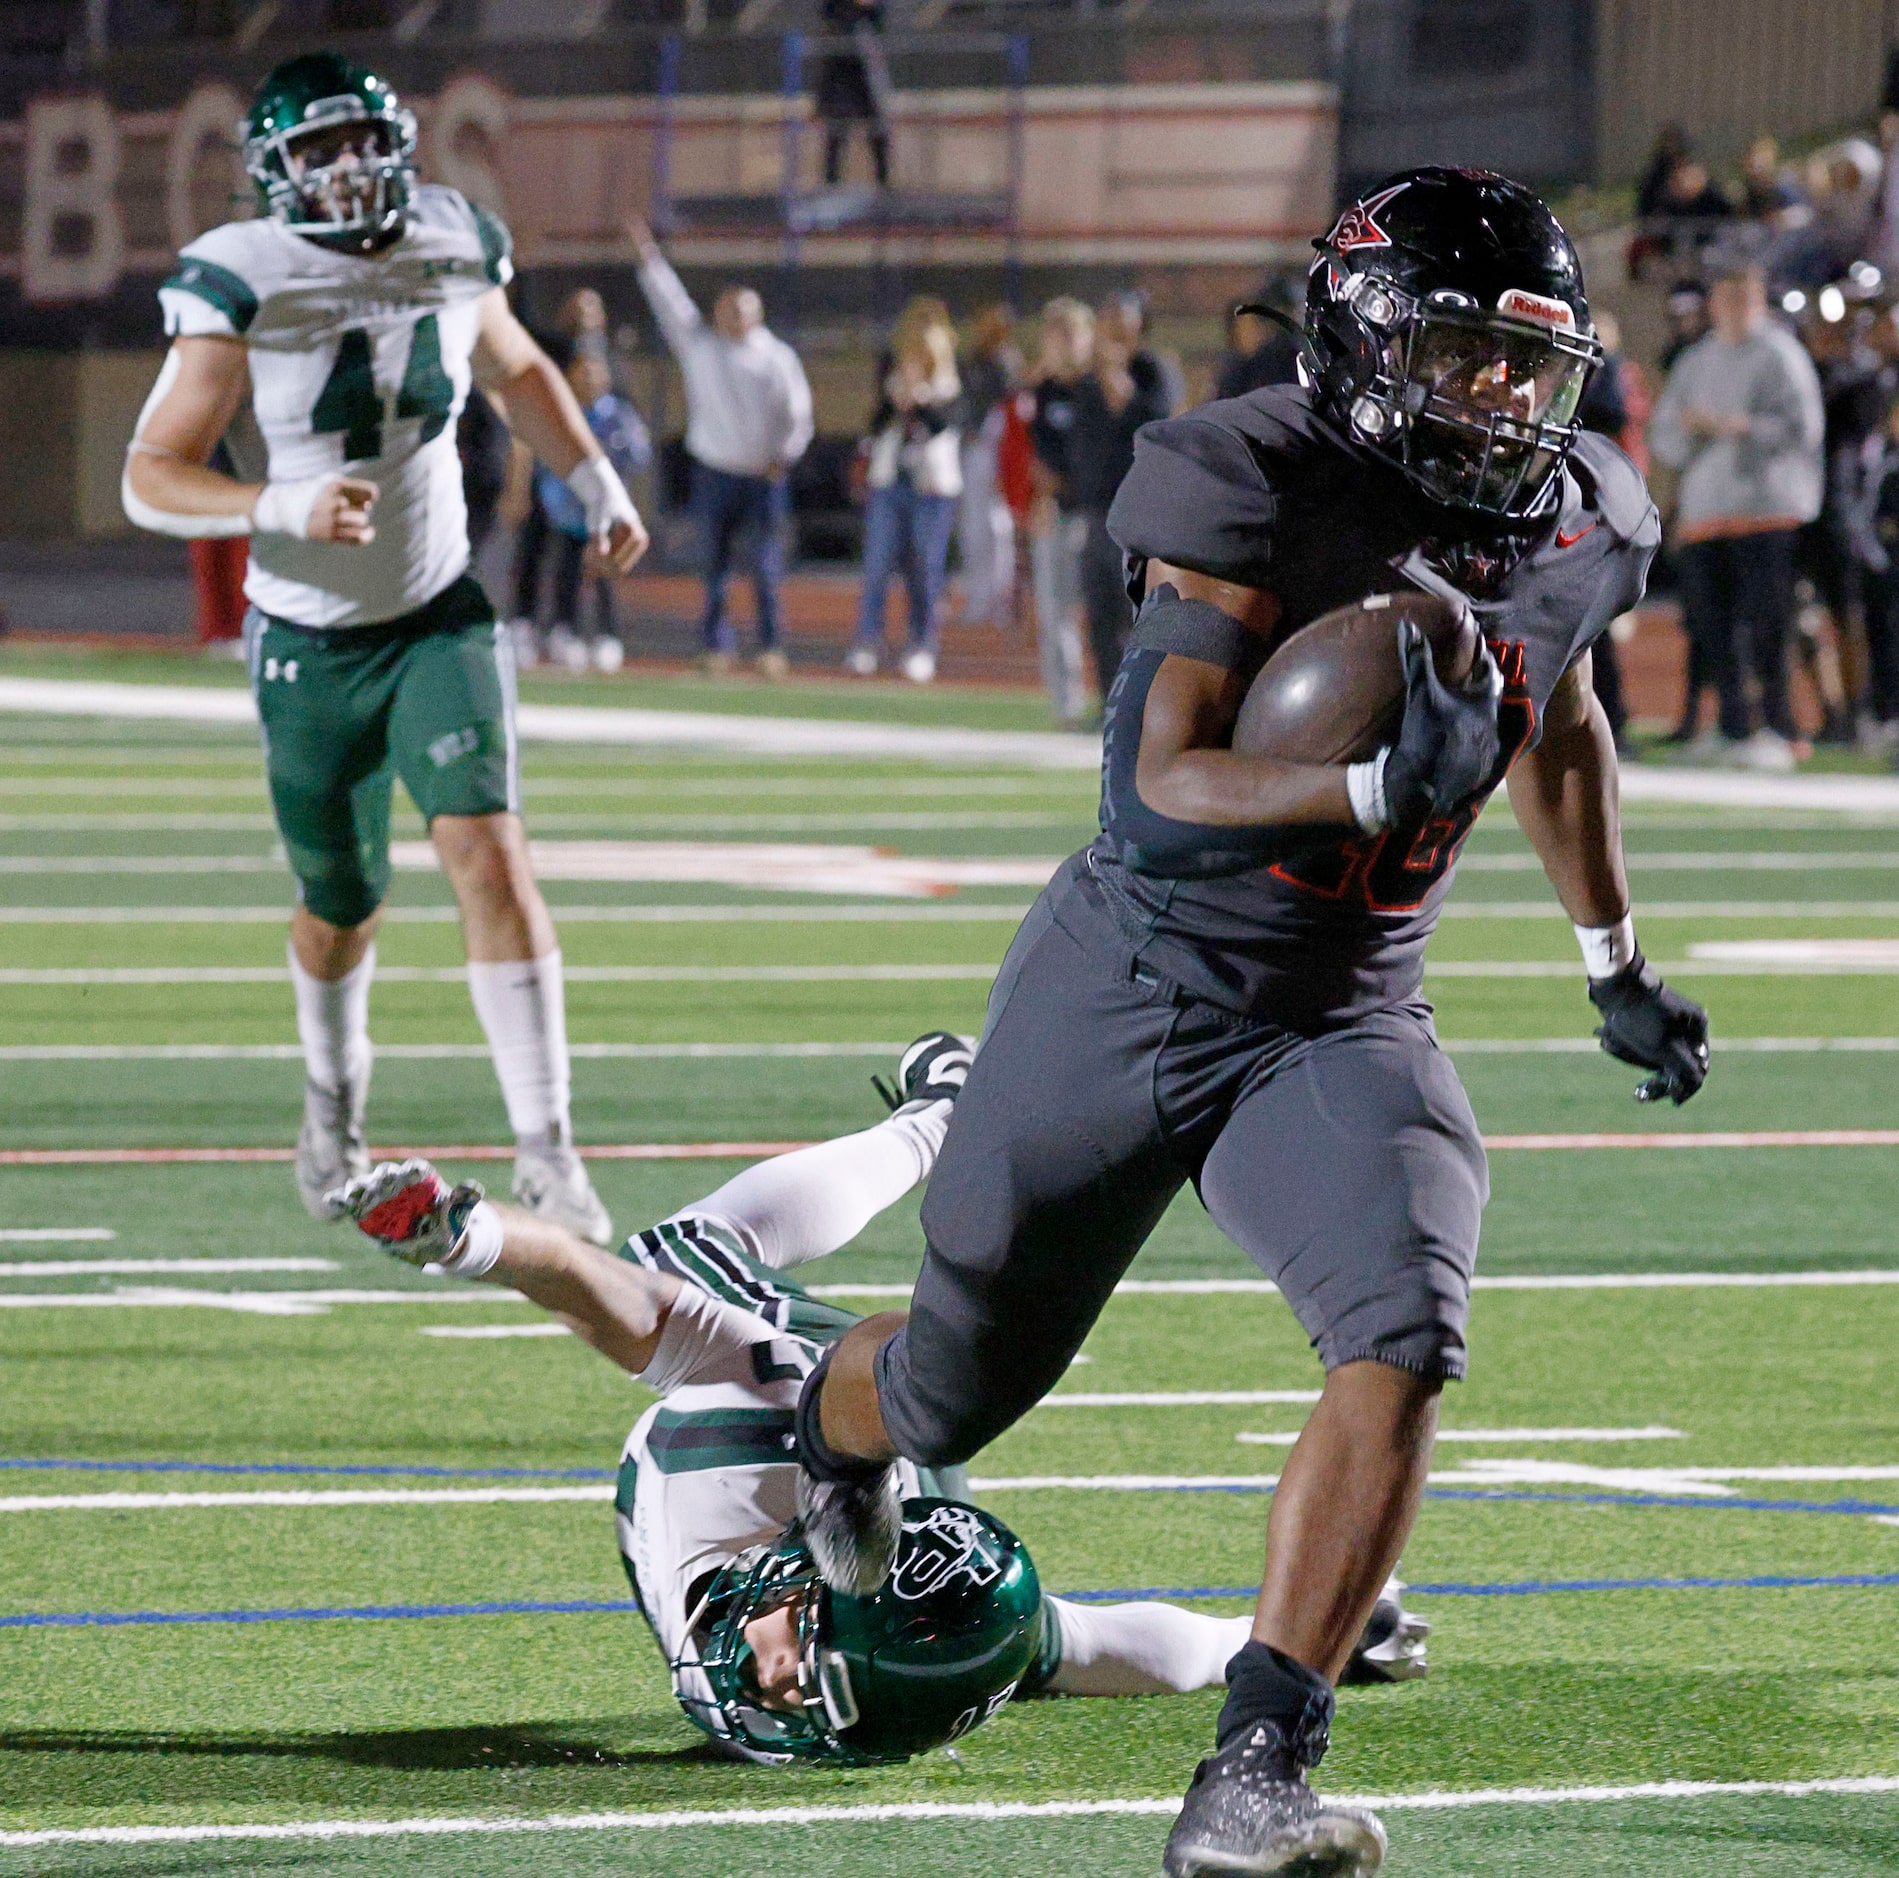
[811,1271,1899,1299]
[0,964,1000,986]
[0,1289,528,1315]
[0,1259,334,1278]
[0,904,1041,924]
[1037,1391,1322,1407]
[3,1780,1898,1849]
[0,1486,617,1512]
[1460,851,1899,871]
[0,1228,113,1241]
[1237,1427,1684,1445]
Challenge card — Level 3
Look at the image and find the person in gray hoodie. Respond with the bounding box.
[1650,259,1825,761]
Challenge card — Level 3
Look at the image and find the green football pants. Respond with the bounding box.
[244,575,519,928]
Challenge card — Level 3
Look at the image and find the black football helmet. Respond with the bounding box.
[1305,166,1602,523]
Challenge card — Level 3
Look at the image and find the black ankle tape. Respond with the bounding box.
[1216,1640,1335,1763]
[794,1350,887,1487]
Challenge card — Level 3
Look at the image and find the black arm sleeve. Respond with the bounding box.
[1097,589,1338,881]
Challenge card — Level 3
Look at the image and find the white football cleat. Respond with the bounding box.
[512,1139,614,1246]
[845,644,878,677]
[900,646,937,684]
[507,618,541,669]
[545,623,590,673]
[295,1070,370,1221]
[590,634,625,673]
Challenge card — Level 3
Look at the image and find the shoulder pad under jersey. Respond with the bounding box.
[410,183,513,287]
[1107,386,1333,586]
[1567,431,1660,550]
[159,219,283,338]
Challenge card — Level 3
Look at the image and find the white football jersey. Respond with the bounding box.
[158,185,510,628]
[612,1215,925,1756]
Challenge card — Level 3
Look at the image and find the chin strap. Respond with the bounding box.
[1231,301,1324,389]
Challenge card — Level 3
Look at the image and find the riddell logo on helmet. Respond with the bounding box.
[1329,181,1410,253]
[1498,287,1577,331]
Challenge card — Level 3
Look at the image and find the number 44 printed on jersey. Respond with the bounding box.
[1271,638,1536,913]
[313,314,456,464]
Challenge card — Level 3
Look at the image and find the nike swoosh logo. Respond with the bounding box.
[1554,522,1597,549]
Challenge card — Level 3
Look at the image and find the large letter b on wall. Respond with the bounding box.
[24,95,125,304]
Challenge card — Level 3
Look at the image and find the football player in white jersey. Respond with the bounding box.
[331,1034,1428,1766]
[124,54,647,1244]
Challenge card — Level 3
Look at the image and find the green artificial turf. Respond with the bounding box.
[0,697,1897,1874]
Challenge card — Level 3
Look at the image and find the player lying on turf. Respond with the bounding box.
[124,52,646,1246]
[331,1034,1427,1766]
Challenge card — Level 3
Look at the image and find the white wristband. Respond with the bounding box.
[251,474,340,540]
[427,1198,504,1281]
[565,452,639,544]
[1575,914,1638,981]
[1346,750,1391,835]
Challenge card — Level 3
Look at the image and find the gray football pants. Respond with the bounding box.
[873,872,1488,1468]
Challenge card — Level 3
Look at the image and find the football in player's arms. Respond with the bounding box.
[332,1035,1427,1765]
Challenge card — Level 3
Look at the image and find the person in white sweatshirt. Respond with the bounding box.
[631,220,814,677]
[1650,258,1824,763]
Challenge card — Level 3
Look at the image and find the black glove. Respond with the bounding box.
[1588,952,1711,1105]
[1380,619,1504,828]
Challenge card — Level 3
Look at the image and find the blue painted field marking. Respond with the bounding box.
[10,1571,1899,1631]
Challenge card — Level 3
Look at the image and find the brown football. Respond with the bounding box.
[1230,592,1480,765]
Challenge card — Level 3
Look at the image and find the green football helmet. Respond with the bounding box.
[678,1499,1044,1766]
[242,52,417,253]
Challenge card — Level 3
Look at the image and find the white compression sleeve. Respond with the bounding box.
[637,1284,776,1396]
[288,942,374,1095]
[466,951,573,1143]
[675,1102,952,1271]
[1043,1598,1252,1698]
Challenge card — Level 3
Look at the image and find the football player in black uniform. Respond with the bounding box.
[790,169,1711,1875]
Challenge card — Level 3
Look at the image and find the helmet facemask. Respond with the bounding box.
[678,1534,868,1764]
[1320,262,1601,522]
[247,95,417,253]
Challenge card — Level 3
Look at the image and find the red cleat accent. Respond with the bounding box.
[357,1171,448,1243]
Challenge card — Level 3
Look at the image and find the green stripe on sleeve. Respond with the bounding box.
[471,202,512,286]
[645,1406,800,1476]
[162,257,259,334]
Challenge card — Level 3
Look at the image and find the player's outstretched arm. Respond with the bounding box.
[473,290,649,572]
[330,1159,681,1374]
[1509,654,1710,1103]
[123,336,377,544]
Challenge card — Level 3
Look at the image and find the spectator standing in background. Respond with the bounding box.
[1025,297,1093,729]
[1650,259,1825,767]
[817,0,891,189]
[1739,135,1804,225]
[1850,395,1899,754]
[1659,279,1710,373]
[1066,305,1173,700]
[847,297,963,684]
[955,304,1022,629]
[1097,289,1187,416]
[630,220,813,679]
[536,343,653,674]
[1215,298,1301,402]
[505,292,613,666]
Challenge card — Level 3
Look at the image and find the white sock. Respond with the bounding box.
[466,949,572,1145]
[676,1101,951,1271]
[288,942,374,1095]
[1043,1598,1254,1697]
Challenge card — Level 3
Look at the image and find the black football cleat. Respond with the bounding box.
[1162,1722,1386,1877]
[875,1030,976,1115]
[1340,1575,1430,1685]
[795,1464,902,1597]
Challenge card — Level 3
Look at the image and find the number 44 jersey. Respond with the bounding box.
[159,184,511,628]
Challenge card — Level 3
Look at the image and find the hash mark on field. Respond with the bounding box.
[0,1486,617,1512]
[420,1324,571,1340]
[1039,1391,1320,1407]
[4,1776,1899,1849]
[0,1228,113,1242]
